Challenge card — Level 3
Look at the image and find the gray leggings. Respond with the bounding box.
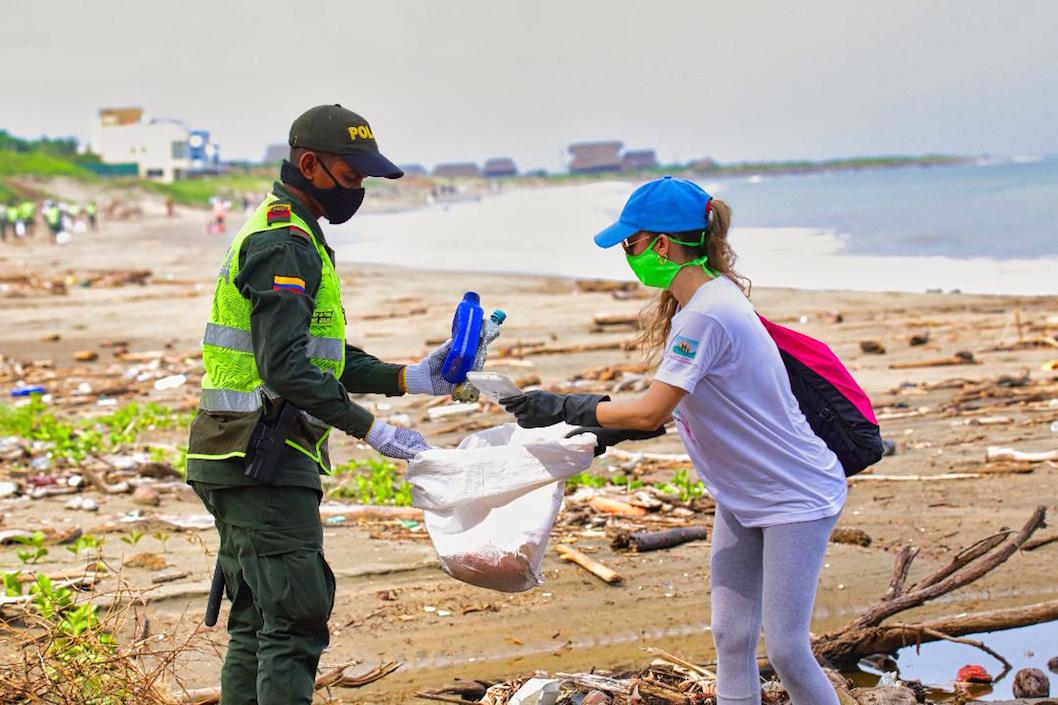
[710,506,840,705]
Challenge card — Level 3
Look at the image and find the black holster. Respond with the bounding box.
[244,399,301,484]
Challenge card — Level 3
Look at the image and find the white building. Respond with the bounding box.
[90,107,191,183]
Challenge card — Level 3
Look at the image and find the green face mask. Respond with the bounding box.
[625,234,718,289]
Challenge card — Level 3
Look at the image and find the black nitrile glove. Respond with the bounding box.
[565,425,667,456]
[500,391,610,428]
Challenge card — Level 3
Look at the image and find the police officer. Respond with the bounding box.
[85,200,98,229]
[186,105,455,705]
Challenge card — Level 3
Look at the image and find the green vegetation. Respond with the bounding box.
[327,457,413,506]
[120,530,144,547]
[142,171,272,207]
[65,534,101,557]
[2,570,21,597]
[0,130,98,201]
[566,467,706,503]
[658,468,707,502]
[567,471,644,492]
[28,573,119,697]
[13,531,49,565]
[0,397,191,469]
[151,531,171,553]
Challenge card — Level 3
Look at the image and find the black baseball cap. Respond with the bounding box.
[288,104,403,179]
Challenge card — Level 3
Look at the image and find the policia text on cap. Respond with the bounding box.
[185,105,453,705]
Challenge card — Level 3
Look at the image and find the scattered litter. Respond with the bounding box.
[426,402,480,420]
[151,570,190,585]
[890,350,978,369]
[986,446,1058,463]
[1013,667,1051,698]
[830,527,872,547]
[153,374,187,390]
[65,497,99,512]
[10,385,45,397]
[860,340,886,354]
[508,677,562,705]
[956,664,992,684]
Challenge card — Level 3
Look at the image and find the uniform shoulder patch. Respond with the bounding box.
[272,275,307,294]
[266,203,291,224]
[671,335,699,361]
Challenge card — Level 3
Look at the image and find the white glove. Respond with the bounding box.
[403,340,455,396]
[365,420,433,460]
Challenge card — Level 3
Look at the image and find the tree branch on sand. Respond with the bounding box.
[811,505,1055,668]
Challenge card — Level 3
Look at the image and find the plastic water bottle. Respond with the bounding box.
[452,310,507,402]
[441,292,484,385]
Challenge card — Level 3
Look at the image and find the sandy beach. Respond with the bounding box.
[1,184,1056,703]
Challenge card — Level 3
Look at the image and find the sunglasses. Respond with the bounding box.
[621,233,654,255]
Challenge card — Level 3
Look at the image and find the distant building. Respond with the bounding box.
[568,141,623,174]
[483,158,518,178]
[622,149,659,171]
[433,162,482,178]
[90,106,217,183]
[262,144,289,164]
[399,163,428,176]
[188,130,220,175]
[688,157,718,171]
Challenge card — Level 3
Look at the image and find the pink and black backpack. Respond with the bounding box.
[759,316,884,476]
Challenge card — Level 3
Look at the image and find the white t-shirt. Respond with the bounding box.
[654,276,846,527]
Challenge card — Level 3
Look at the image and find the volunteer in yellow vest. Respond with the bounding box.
[187,104,452,705]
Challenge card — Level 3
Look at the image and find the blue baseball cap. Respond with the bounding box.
[594,176,713,248]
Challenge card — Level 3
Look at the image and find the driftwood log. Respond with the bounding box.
[611,526,710,553]
[811,505,1053,668]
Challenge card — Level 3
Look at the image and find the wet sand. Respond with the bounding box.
[1,188,1056,703]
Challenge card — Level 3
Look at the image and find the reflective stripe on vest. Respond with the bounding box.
[203,322,343,362]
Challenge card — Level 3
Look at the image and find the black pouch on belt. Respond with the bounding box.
[244,398,301,484]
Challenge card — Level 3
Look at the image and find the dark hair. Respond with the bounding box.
[635,198,750,364]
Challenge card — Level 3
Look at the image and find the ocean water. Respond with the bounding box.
[331,158,1058,295]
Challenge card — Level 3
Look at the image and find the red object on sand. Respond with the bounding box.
[957,664,993,683]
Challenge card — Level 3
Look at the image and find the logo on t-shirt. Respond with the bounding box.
[671,336,699,361]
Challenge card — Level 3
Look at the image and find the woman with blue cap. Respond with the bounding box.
[502,176,845,705]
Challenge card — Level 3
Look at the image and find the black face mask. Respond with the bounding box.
[280,159,365,224]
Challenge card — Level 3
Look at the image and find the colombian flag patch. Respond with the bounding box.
[266,203,291,224]
[273,275,306,294]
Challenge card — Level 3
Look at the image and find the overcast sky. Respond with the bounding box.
[4,1,1056,170]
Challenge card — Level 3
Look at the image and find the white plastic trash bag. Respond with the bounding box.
[407,423,596,592]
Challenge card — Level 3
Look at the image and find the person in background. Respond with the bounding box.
[0,204,8,242]
[43,201,62,241]
[502,176,846,705]
[86,200,97,229]
[18,200,36,237]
